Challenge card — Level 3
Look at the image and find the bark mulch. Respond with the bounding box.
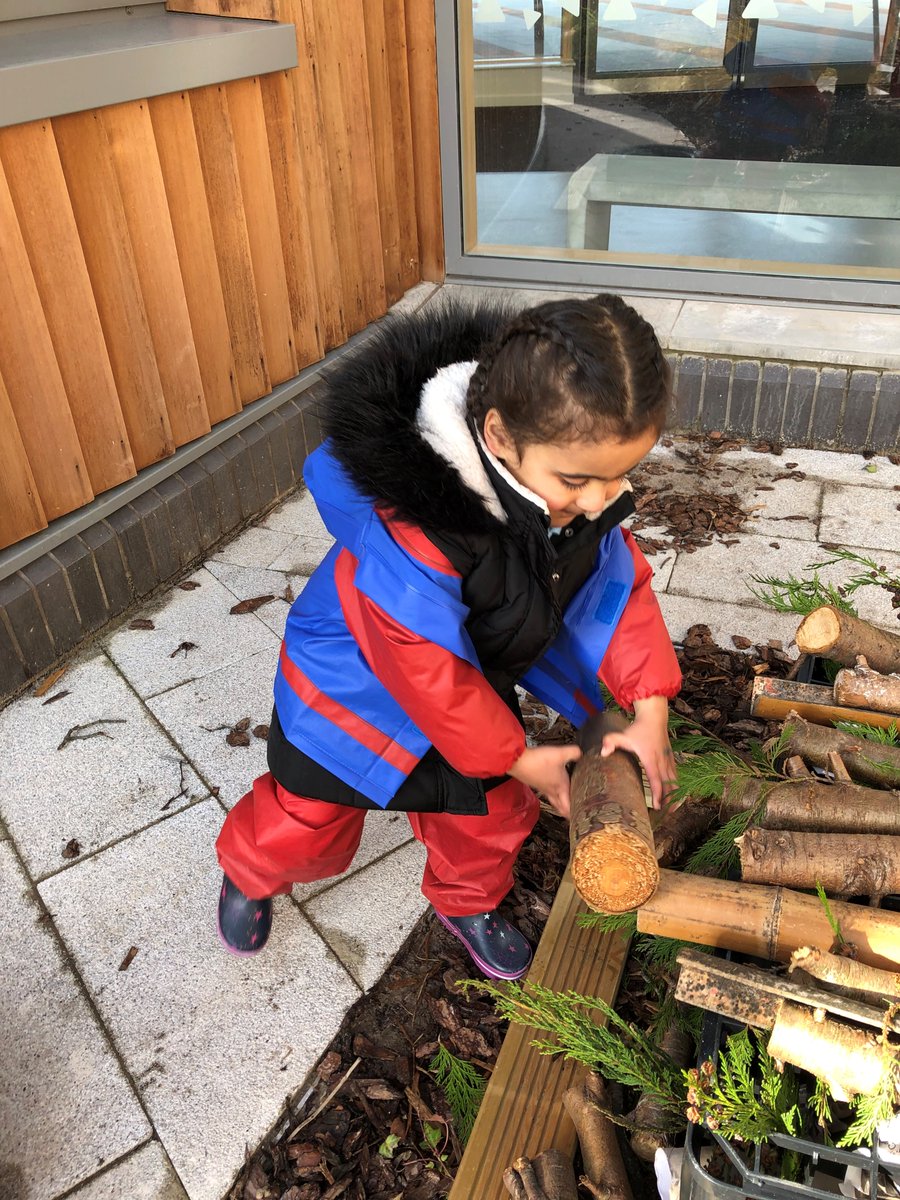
[226,629,791,1200]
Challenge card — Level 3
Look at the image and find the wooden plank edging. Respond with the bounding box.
[449,868,629,1200]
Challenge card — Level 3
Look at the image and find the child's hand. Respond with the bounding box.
[508,745,582,819]
[600,695,676,811]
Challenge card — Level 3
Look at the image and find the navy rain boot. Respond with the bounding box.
[217,873,273,956]
[434,909,533,981]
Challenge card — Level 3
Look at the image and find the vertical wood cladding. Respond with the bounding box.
[0,1,443,550]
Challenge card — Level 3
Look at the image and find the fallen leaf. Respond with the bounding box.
[234,716,252,732]
[226,729,251,747]
[282,583,295,604]
[41,690,70,706]
[177,580,201,591]
[118,946,139,971]
[62,838,81,859]
[731,635,752,649]
[252,724,270,740]
[169,641,197,658]
[210,785,221,798]
[230,595,275,615]
[128,618,155,630]
[34,666,68,698]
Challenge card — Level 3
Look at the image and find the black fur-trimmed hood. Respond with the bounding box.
[322,300,515,536]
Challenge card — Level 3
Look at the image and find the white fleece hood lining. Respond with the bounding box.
[415,361,632,526]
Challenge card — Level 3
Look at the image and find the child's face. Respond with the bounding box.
[483,411,657,528]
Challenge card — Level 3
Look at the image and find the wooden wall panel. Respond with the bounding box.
[1,2,445,550]
[277,0,345,350]
[259,70,324,368]
[190,84,271,405]
[103,100,210,447]
[0,121,135,496]
[0,365,47,549]
[0,157,93,520]
[226,76,297,387]
[53,110,175,469]
[148,91,241,426]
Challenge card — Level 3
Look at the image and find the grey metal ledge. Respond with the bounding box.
[0,4,297,128]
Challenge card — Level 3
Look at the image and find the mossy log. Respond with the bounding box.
[569,713,658,913]
[796,606,900,676]
[721,776,900,834]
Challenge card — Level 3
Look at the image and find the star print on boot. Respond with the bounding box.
[433,909,532,981]
[217,873,273,956]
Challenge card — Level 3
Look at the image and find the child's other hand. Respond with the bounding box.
[600,695,676,811]
[508,745,582,819]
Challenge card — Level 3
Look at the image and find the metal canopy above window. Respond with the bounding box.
[0,3,297,128]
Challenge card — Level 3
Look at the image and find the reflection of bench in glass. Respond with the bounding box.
[566,154,900,250]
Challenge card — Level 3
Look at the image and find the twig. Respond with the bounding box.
[286,1056,361,1141]
[57,718,126,751]
[161,760,195,811]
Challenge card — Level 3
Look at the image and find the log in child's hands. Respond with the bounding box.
[600,695,676,811]
[508,744,582,820]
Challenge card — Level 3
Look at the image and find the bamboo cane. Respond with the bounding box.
[568,713,658,913]
[636,870,900,971]
[750,677,896,730]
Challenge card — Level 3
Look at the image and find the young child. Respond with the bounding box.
[215,294,681,979]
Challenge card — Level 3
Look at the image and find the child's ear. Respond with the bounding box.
[482,409,519,464]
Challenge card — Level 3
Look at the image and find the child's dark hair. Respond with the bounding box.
[466,294,670,447]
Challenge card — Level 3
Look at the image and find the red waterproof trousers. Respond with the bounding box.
[216,773,541,917]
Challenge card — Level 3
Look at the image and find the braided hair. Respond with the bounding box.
[466,294,670,448]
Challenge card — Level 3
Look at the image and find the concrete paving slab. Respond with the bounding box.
[658,592,800,653]
[208,525,296,569]
[258,489,330,541]
[292,811,415,904]
[819,483,900,553]
[389,281,442,315]
[266,533,334,576]
[304,837,429,992]
[66,1142,187,1200]
[147,648,275,809]
[671,301,900,370]
[0,652,206,880]
[741,476,822,540]
[103,569,278,700]
[633,540,676,592]
[0,840,150,1200]
[738,446,900,491]
[38,801,360,1200]
[203,560,308,639]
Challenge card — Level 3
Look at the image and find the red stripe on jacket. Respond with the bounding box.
[334,546,526,780]
[377,510,461,577]
[278,641,420,775]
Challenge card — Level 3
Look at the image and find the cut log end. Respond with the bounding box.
[572,828,660,913]
[796,606,841,655]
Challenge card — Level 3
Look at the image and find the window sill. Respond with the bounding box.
[0,4,297,128]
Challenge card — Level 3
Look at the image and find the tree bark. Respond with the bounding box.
[652,799,717,868]
[627,1019,693,1162]
[568,713,658,913]
[721,776,900,834]
[767,1001,897,1102]
[562,1073,634,1200]
[796,607,900,676]
[778,712,900,789]
[834,657,900,717]
[503,1150,579,1200]
[636,869,900,971]
[738,828,900,896]
[789,946,900,1004]
[750,677,896,731]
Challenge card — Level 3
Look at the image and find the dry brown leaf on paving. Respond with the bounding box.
[169,641,197,658]
[118,946,139,972]
[42,690,70,706]
[731,635,752,649]
[282,583,295,604]
[230,594,275,615]
[62,838,81,859]
[226,729,251,747]
[33,665,68,698]
[177,580,201,590]
[128,618,155,630]
[252,724,269,740]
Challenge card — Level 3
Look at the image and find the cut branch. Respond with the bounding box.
[796,606,900,676]
[636,869,900,971]
[738,828,900,896]
[503,1150,579,1200]
[721,776,900,834]
[767,1001,898,1101]
[834,657,900,717]
[778,712,900,789]
[750,676,896,731]
[652,799,717,868]
[627,1018,693,1162]
[569,713,658,913]
[790,946,900,1005]
[562,1073,633,1200]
